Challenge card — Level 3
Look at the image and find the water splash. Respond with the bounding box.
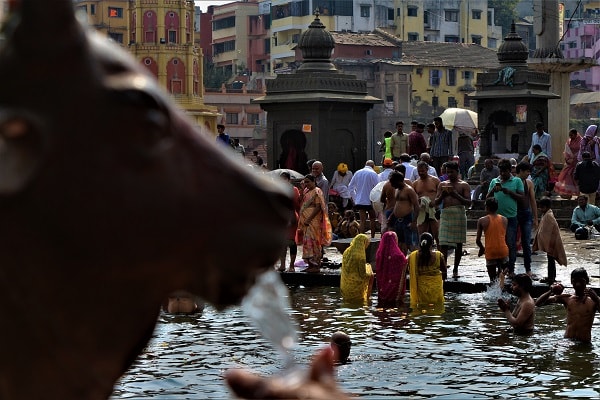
[242,269,299,370]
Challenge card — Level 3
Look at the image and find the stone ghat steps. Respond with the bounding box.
[466,198,579,229]
[279,272,599,299]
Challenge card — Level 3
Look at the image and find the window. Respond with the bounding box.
[424,10,429,25]
[360,5,370,17]
[487,10,492,25]
[213,40,236,54]
[445,10,458,22]
[168,30,177,43]
[388,8,394,20]
[108,32,123,44]
[292,33,300,43]
[462,70,473,79]
[213,16,235,30]
[472,10,482,19]
[430,69,441,86]
[247,113,260,125]
[447,68,456,86]
[226,113,239,125]
[568,42,577,48]
[471,35,482,45]
[448,97,457,108]
[385,95,393,102]
[408,6,418,17]
[90,4,95,15]
[445,35,459,43]
[397,7,401,17]
[408,32,419,41]
[108,7,123,18]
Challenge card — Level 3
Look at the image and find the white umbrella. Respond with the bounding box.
[440,108,478,130]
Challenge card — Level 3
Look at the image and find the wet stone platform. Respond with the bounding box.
[280,227,600,298]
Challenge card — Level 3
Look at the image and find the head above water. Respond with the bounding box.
[571,267,590,284]
[330,331,351,364]
[512,273,532,293]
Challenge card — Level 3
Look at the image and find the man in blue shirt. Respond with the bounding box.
[528,122,552,161]
[216,124,231,147]
[571,194,600,233]
[430,117,453,175]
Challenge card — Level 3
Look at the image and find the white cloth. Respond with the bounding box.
[528,131,552,160]
[410,165,438,181]
[348,166,379,206]
[403,162,416,181]
[379,168,393,182]
[330,170,353,199]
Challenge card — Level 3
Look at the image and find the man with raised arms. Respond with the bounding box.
[536,268,600,343]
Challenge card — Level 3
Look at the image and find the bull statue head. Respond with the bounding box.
[0,0,292,398]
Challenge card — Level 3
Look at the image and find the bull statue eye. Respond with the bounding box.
[0,111,43,194]
[0,118,29,139]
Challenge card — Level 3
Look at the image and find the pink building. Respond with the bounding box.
[563,20,600,92]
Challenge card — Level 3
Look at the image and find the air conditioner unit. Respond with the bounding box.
[365,49,373,55]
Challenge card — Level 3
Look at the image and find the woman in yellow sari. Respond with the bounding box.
[408,232,446,312]
[297,174,332,272]
[340,234,374,305]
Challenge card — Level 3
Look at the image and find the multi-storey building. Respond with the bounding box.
[0,0,8,28]
[75,0,218,131]
[393,0,501,48]
[211,0,262,77]
[561,2,600,92]
[75,0,129,44]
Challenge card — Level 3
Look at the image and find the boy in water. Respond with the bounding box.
[535,268,600,342]
[497,274,535,334]
[330,331,352,365]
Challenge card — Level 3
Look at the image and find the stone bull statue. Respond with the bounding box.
[0,1,320,398]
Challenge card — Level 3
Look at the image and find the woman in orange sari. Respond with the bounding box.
[297,174,332,272]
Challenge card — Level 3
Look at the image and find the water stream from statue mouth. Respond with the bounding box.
[242,269,303,384]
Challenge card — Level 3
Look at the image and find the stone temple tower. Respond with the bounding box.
[127,0,217,132]
[252,13,381,178]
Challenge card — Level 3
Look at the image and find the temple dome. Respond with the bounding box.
[297,13,336,72]
[497,21,529,67]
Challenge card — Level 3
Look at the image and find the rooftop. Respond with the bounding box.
[401,41,500,69]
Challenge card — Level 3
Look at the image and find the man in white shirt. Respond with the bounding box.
[527,122,552,161]
[349,160,380,238]
[409,153,438,181]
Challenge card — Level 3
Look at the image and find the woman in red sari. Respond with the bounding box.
[375,231,408,308]
[297,174,332,272]
[555,128,582,199]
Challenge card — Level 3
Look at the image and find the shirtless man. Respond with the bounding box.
[433,161,472,279]
[497,274,535,334]
[380,165,412,231]
[535,268,600,342]
[412,161,441,246]
[387,171,419,253]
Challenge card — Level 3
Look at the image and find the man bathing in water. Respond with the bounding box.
[412,160,441,247]
[497,274,535,334]
[535,268,600,343]
[387,171,419,254]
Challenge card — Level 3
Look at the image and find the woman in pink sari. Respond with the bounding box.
[297,174,332,272]
[375,231,408,308]
[555,128,582,199]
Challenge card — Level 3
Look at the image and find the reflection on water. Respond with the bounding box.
[112,286,600,399]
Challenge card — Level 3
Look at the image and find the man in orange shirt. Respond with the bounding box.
[476,197,509,283]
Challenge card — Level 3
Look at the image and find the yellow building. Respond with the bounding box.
[402,41,499,119]
[75,0,218,133]
[393,0,490,47]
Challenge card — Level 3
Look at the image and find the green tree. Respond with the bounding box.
[488,0,519,36]
[203,59,232,89]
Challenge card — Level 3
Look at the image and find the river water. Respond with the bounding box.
[112,285,600,399]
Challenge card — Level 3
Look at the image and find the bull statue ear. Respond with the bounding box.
[0,113,42,194]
